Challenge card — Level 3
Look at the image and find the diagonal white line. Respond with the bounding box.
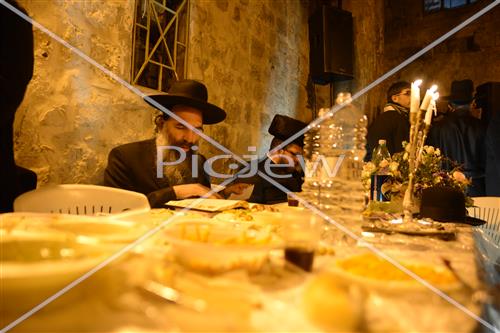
[1,0,498,331]
[0,185,227,333]
[253,172,497,331]
[0,0,250,169]
[269,0,500,155]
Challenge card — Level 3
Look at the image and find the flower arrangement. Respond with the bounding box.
[362,142,471,205]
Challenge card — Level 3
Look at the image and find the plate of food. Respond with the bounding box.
[162,220,283,273]
[327,253,462,293]
[214,204,283,226]
[1,229,112,312]
[1,212,145,244]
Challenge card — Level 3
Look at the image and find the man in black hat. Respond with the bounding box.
[427,79,486,196]
[230,114,307,204]
[104,79,229,208]
[365,81,411,161]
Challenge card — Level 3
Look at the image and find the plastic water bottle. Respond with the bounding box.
[370,139,391,202]
[317,92,368,222]
[302,110,324,206]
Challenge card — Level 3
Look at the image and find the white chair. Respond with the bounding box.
[468,197,500,245]
[468,196,500,225]
[14,184,150,216]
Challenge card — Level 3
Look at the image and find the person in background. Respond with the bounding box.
[485,103,500,196]
[1,0,37,212]
[230,114,307,204]
[104,79,244,208]
[365,81,411,161]
[427,79,486,197]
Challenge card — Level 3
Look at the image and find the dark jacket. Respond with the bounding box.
[103,139,210,208]
[365,103,410,161]
[234,158,303,204]
[486,109,500,196]
[427,106,486,196]
[1,1,34,212]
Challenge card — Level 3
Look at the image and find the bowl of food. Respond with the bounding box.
[327,253,462,294]
[1,229,112,313]
[1,212,145,245]
[163,220,283,272]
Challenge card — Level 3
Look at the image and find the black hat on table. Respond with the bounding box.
[145,79,226,125]
[443,79,474,105]
[268,114,308,147]
[419,186,485,226]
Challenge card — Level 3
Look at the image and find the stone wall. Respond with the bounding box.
[188,0,311,163]
[14,0,154,185]
[12,0,311,186]
[383,0,500,105]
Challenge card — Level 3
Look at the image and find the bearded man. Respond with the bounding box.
[103,80,227,208]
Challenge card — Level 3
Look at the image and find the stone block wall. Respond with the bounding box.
[14,0,154,185]
[188,0,311,165]
[12,0,311,186]
[383,0,500,105]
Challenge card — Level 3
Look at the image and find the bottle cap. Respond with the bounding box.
[378,139,386,145]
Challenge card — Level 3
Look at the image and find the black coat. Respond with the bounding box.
[103,139,210,208]
[1,1,34,212]
[427,107,486,196]
[233,158,303,204]
[365,105,410,161]
[486,109,500,196]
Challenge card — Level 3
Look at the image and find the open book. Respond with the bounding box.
[164,199,250,212]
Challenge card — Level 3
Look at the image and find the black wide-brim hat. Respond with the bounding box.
[419,186,486,226]
[442,79,474,104]
[145,80,226,125]
[268,114,308,147]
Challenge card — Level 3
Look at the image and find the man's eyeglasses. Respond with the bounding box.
[395,90,411,96]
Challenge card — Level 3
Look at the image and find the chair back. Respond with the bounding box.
[14,184,150,216]
[468,196,500,243]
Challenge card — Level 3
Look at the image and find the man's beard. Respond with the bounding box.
[156,131,195,186]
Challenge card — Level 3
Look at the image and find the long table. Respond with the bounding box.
[1,208,498,332]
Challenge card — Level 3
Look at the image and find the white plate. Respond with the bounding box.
[1,212,144,244]
[163,220,283,272]
[1,232,112,313]
[326,253,463,294]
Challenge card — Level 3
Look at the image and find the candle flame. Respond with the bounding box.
[430,84,438,92]
[414,79,423,86]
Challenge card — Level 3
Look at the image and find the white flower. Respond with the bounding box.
[435,148,441,156]
[389,162,399,172]
[453,171,467,183]
[425,146,434,155]
[363,162,376,173]
[379,159,389,168]
[403,152,409,160]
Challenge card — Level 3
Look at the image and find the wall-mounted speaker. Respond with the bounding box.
[309,6,353,84]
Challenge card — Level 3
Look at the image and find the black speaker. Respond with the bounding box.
[309,6,353,84]
[475,81,500,124]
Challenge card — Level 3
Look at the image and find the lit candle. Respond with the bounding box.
[424,92,439,125]
[410,79,422,114]
[420,84,438,111]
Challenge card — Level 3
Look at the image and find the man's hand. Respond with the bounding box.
[173,183,223,199]
[222,183,252,198]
